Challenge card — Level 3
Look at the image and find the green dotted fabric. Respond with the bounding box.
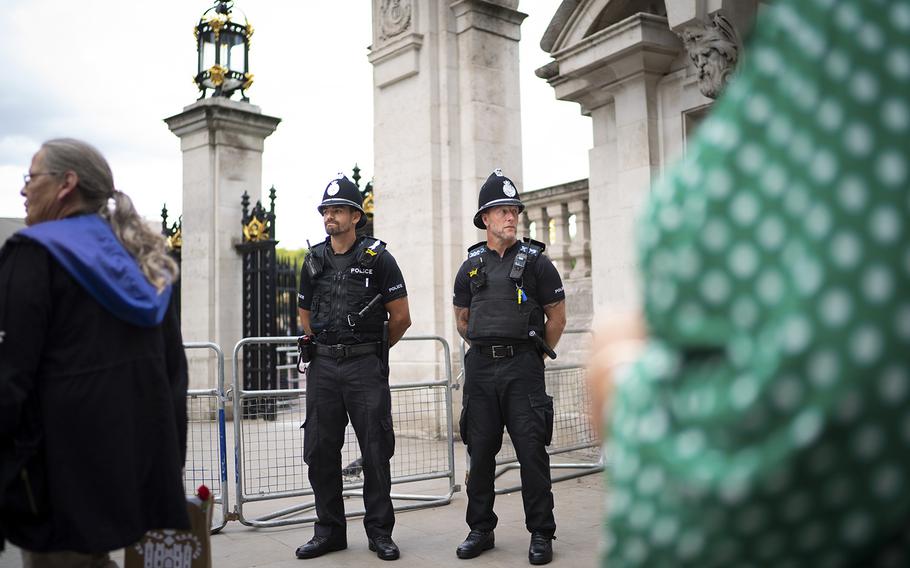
[605,0,910,566]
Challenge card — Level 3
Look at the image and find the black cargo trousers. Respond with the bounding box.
[302,351,395,540]
[460,346,556,536]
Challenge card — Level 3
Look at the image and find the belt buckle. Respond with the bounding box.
[329,345,347,359]
[491,345,513,359]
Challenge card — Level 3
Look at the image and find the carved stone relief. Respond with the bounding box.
[681,13,741,99]
[379,0,413,42]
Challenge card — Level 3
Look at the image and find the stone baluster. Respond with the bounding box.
[525,205,548,245]
[546,202,571,276]
[567,198,591,279]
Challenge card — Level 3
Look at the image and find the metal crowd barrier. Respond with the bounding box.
[459,329,604,495]
[182,341,230,533]
[231,335,456,528]
[492,365,604,494]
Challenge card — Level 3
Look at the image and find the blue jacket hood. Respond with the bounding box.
[18,214,172,327]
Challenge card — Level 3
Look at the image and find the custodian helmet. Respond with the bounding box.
[317,173,367,229]
[473,168,524,229]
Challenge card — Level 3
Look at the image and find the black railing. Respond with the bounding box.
[160,204,182,322]
[276,258,299,338]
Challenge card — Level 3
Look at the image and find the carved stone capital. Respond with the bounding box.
[680,12,740,99]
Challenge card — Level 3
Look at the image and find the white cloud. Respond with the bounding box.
[0,0,590,249]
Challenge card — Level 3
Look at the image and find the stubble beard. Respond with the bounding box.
[490,225,517,244]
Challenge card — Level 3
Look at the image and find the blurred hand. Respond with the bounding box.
[586,311,647,441]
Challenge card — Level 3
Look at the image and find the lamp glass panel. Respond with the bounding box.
[228,43,246,73]
[202,38,216,69]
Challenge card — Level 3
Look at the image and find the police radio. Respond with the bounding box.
[509,250,528,281]
[304,239,322,279]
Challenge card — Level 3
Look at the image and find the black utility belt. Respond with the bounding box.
[473,342,537,359]
[314,342,381,360]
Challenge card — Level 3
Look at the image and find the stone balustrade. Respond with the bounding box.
[521,179,590,281]
[521,179,593,351]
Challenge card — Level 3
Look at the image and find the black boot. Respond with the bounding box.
[456,529,495,559]
[368,535,401,561]
[295,535,347,559]
[528,532,553,565]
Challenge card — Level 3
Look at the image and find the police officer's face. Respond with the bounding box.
[483,205,520,241]
[323,205,359,235]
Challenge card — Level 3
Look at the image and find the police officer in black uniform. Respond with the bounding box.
[295,174,411,561]
[452,170,567,565]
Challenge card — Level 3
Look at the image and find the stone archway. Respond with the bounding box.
[537,0,758,320]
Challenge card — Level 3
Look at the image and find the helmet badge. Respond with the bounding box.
[327,181,340,196]
[502,180,516,197]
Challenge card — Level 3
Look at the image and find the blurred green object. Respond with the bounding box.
[605,0,910,566]
[277,247,308,267]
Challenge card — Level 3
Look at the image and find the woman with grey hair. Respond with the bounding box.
[0,138,189,566]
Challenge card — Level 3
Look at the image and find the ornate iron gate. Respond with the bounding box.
[236,189,279,420]
[164,167,373,417]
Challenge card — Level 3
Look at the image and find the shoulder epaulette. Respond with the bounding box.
[467,241,487,257]
[520,237,546,257]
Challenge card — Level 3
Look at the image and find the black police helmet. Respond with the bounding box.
[473,168,524,229]
[317,173,367,229]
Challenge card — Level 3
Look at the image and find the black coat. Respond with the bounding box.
[0,236,190,553]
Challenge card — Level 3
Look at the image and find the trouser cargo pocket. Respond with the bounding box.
[302,411,316,465]
[530,393,554,446]
[380,416,396,460]
[458,396,469,445]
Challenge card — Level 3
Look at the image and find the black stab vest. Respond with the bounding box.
[466,239,546,342]
[306,237,388,344]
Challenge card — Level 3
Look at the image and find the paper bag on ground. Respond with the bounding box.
[124,493,214,568]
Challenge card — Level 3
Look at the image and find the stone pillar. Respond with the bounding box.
[164,97,280,389]
[666,0,759,38]
[567,198,590,279]
[546,202,570,275]
[537,13,679,322]
[452,0,527,206]
[589,73,663,317]
[369,0,526,379]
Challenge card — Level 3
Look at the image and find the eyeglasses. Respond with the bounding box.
[23,172,60,186]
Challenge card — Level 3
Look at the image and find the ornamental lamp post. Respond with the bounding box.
[194,0,254,101]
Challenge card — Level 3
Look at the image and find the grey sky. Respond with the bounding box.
[0,1,590,249]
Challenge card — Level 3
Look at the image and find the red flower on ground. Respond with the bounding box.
[196,484,211,501]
